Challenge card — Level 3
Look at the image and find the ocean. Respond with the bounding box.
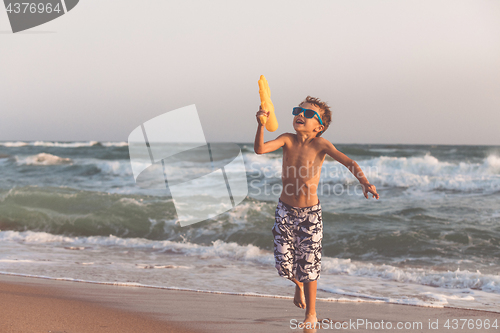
[1,141,499,313]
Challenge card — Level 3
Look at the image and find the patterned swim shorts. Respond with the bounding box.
[272,198,323,283]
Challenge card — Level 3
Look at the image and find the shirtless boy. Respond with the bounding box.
[254,96,379,327]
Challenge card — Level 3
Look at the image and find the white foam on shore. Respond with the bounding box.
[1,230,499,294]
[0,271,464,310]
[319,285,439,307]
[2,230,500,313]
[2,271,499,314]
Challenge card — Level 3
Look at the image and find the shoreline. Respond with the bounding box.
[1,274,499,333]
[2,271,498,315]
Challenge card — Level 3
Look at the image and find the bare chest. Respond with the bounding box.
[282,145,325,180]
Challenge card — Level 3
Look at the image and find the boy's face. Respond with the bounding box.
[293,102,324,136]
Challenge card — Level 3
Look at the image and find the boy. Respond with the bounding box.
[254,96,379,327]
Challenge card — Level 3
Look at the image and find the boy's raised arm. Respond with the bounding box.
[321,139,380,199]
[254,107,287,154]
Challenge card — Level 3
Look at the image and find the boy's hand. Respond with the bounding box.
[361,183,379,199]
[256,106,270,126]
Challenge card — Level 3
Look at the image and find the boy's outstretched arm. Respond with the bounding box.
[321,139,380,199]
[254,106,288,154]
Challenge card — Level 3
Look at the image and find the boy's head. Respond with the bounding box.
[293,96,332,137]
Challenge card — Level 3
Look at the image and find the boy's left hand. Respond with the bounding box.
[361,183,379,199]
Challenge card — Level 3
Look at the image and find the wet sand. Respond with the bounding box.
[0,274,498,332]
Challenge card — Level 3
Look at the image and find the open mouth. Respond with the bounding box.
[296,119,305,124]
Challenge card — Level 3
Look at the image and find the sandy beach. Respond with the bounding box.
[1,274,498,333]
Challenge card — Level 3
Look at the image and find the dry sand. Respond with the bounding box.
[0,274,498,332]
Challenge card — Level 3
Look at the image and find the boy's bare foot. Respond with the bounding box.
[299,312,319,331]
[293,285,306,309]
[304,312,318,325]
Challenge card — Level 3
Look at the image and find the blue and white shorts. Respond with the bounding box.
[272,199,323,283]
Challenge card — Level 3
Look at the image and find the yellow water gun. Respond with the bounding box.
[258,75,279,132]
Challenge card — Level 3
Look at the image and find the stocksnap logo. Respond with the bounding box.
[3,0,79,33]
[128,105,249,227]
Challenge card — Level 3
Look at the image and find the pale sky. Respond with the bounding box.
[1,0,499,145]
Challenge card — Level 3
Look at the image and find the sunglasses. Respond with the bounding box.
[292,107,324,126]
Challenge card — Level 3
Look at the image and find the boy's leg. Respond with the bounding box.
[290,277,306,309]
[293,202,322,326]
[303,280,317,324]
[274,201,305,307]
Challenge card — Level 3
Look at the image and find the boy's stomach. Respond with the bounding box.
[279,178,320,208]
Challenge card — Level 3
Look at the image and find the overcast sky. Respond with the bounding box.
[1,0,499,145]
